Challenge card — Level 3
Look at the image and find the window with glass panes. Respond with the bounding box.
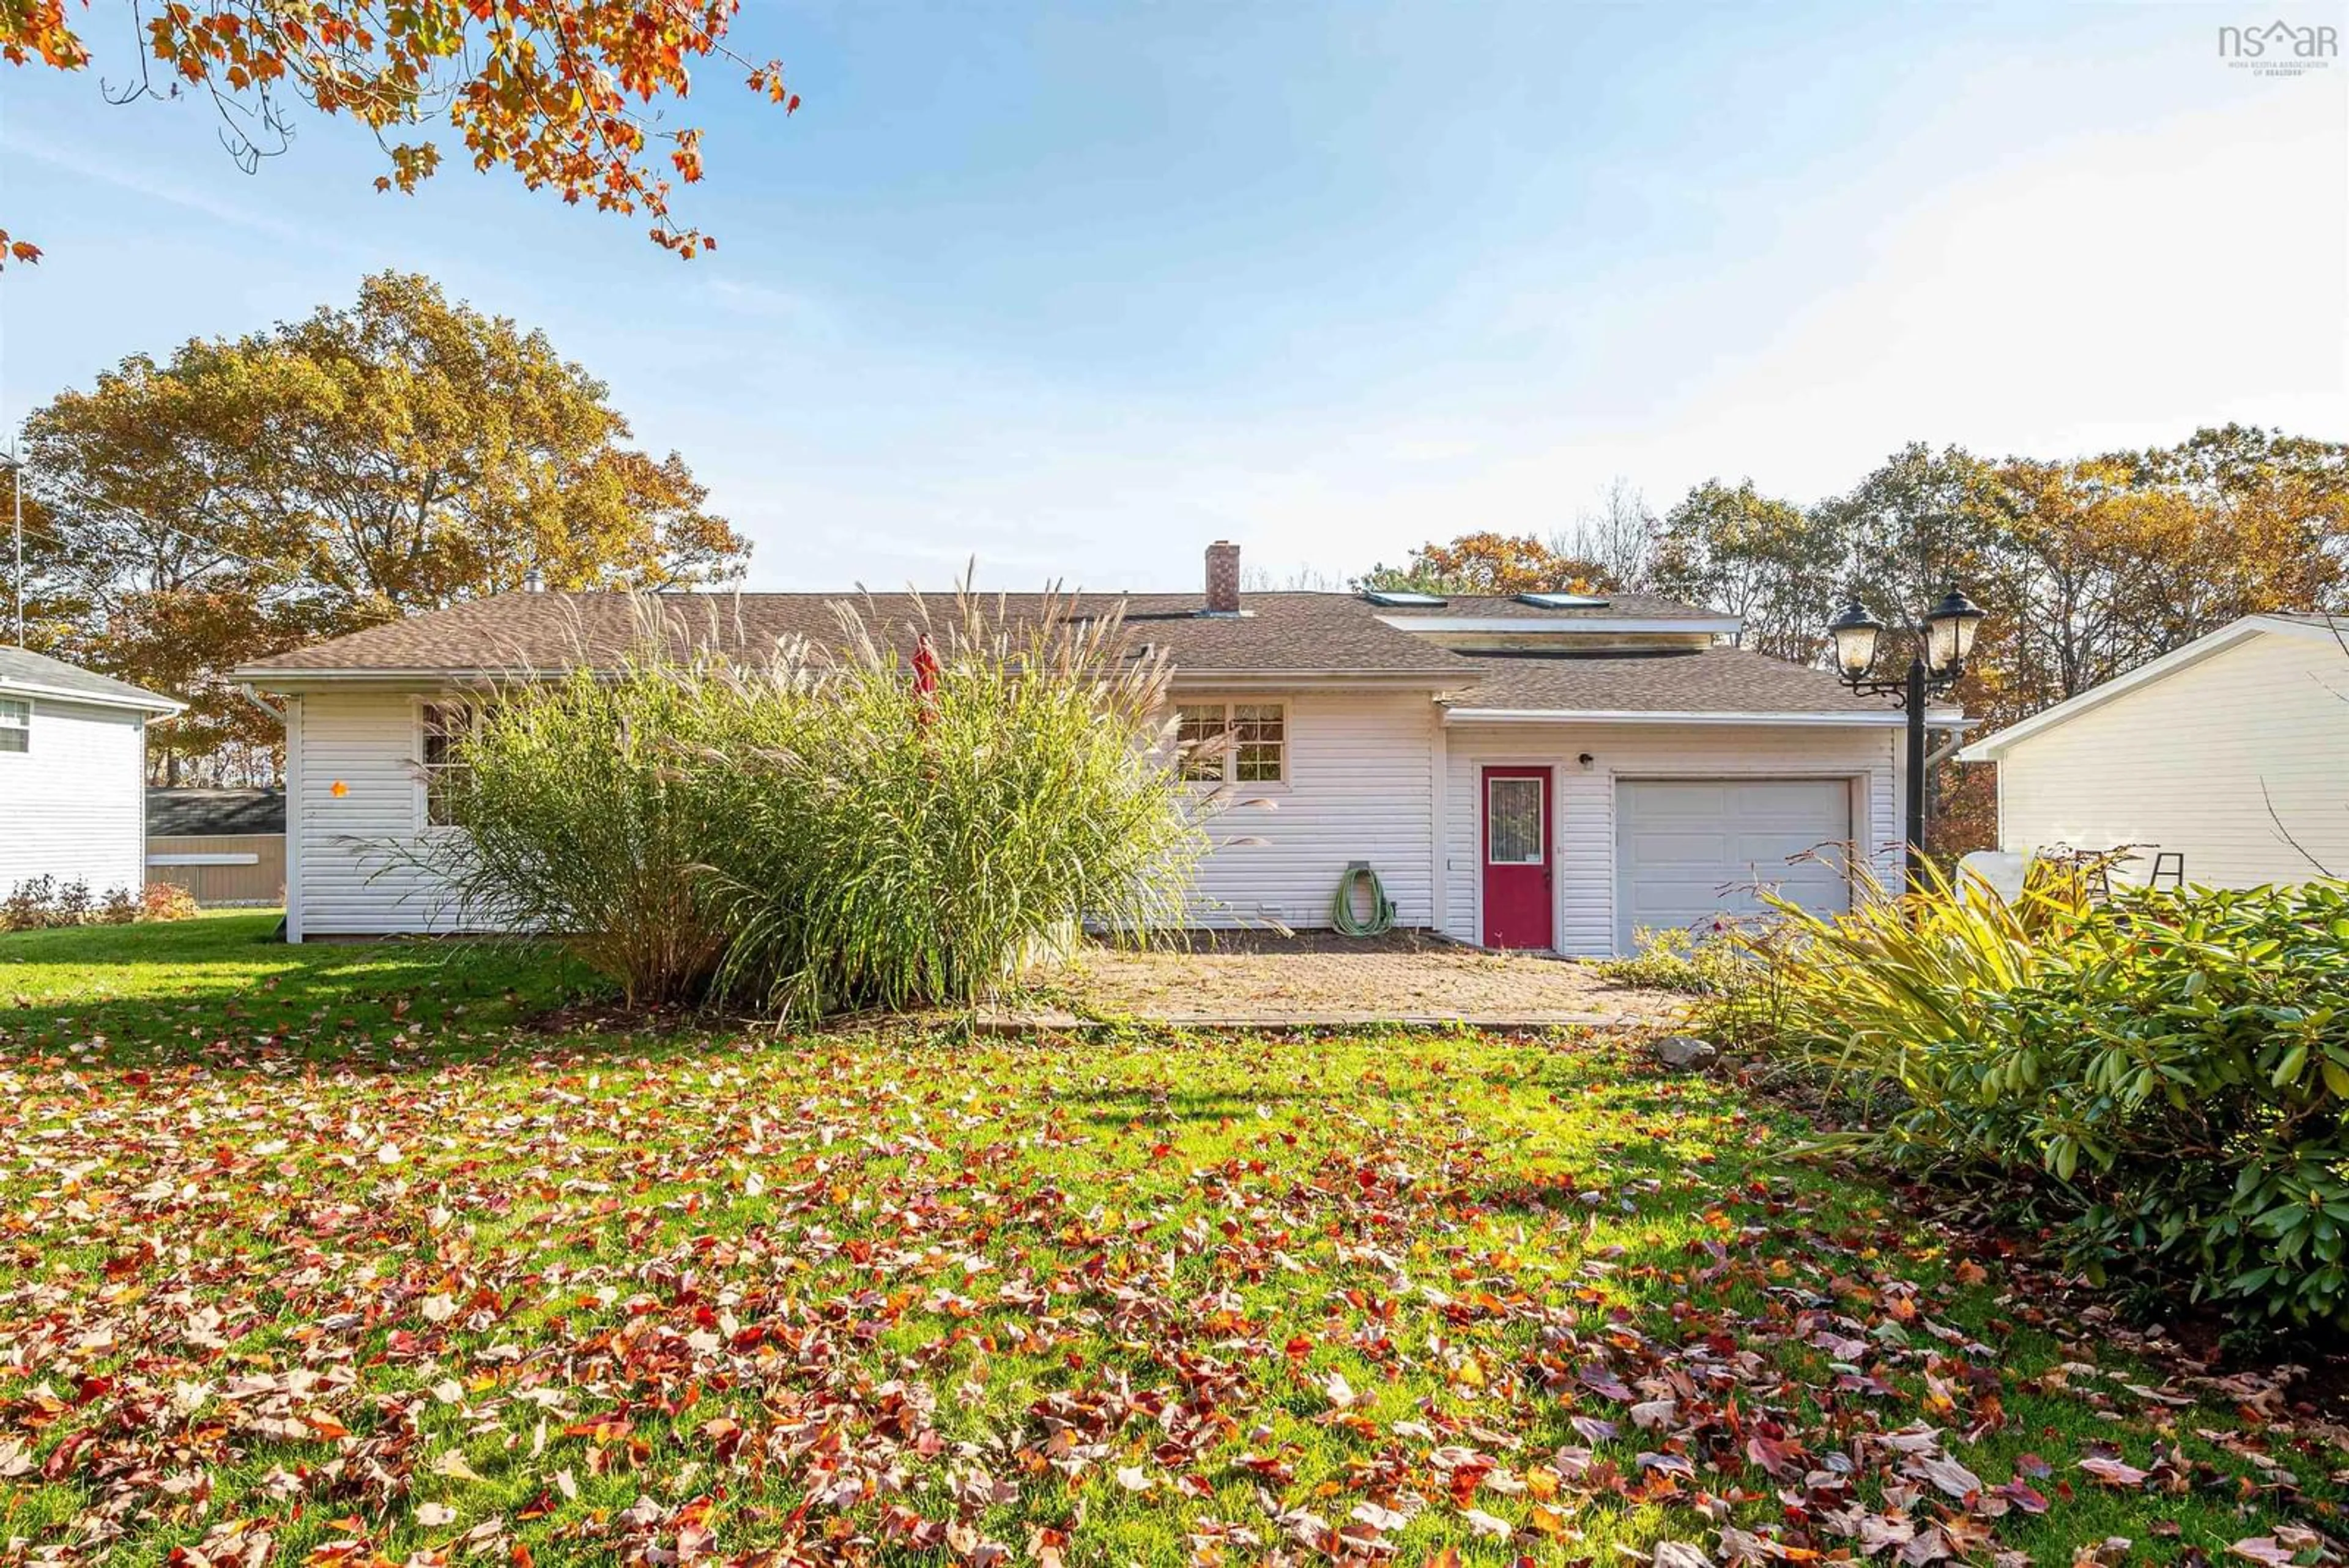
[1232,703,1285,782]
[1173,701,1284,784]
[1485,776,1545,863]
[419,700,478,827]
[1174,704,1228,781]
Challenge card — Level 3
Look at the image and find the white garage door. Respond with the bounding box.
[1615,778,1852,952]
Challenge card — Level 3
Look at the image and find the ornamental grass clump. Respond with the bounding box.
[1716,865,2349,1332]
[428,656,758,1006]
[431,589,1206,1020]
[701,590,1206,1020]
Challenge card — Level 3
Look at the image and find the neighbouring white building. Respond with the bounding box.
[235,543,1958,952]
[0,648,185,898]
[1960,613,2349,888]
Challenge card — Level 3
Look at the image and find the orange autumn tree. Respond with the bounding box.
[1357,531,1616,596]
[0,0,798,266]
[21,272,749,783]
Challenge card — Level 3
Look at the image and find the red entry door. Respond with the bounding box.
[1482,765,1553,949]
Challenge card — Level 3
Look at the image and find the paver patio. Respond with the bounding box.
[1009,929,1683,1026]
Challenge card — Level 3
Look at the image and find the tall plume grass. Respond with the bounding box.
[426,587,1208,1018]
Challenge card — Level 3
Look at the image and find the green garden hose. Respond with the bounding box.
[1330,861,1396,937]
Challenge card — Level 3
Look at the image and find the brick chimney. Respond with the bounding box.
[1203,540,1241,615]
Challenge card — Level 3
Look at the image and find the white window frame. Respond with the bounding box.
[1485,774,1546,865]
[0,696,26,756]
[1171,699,1287,787]
[414,697,482,831]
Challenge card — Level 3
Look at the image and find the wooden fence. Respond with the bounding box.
[147,834,286,907]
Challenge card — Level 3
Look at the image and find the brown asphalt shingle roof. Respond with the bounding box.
[0,647,183,712]
[148,788,288,836]
[1439,648,1905,715]
[236,591,1477,679]
[237,592,1918,715]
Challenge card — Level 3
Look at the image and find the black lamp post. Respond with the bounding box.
[1828,583,1987,892]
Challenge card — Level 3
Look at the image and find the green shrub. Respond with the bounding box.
[700,593,1204,1020]
[1718,870,2349,1332]
[1596,924,1751,994]
[431,590,1206,1018]
[428,657,749,1006]
[1702,860,2070,1082]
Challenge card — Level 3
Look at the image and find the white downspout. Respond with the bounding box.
[237,684,284,725]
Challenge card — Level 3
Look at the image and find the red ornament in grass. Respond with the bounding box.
[911,633,941,728]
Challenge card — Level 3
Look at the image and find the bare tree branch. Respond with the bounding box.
[2260,776,2337,879]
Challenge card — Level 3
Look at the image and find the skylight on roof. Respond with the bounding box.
[1515,592,1612,609]
[1362,590,1449,608]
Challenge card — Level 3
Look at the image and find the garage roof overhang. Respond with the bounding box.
[1377,614,1744,636]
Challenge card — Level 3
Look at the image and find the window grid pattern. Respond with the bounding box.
[1233,704,1285,783]
[0,697,25,754]
[1173,701,1286,784]
[420,700,477,827]
[1174,704,1228,781]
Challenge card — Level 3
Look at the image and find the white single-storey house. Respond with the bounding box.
[234,543,1957,953]
[0,647,186,897]
[1959,612,2349,887]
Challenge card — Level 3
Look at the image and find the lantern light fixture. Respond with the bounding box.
[1825,581,1991,893]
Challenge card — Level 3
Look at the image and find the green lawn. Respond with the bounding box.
[0,918,2333,1565]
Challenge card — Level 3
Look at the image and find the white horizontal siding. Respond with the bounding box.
[1439,722,1900,956]
[288,685,1447,938]
[1185,689,1438,929]
[1994,630,2349,886]
[291,690,461,937]
[0,697,147,895]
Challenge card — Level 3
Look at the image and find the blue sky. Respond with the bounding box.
[2,1,2343,591]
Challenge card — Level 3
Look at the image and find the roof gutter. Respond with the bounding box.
[236,666,560,686]
[0,677,185,716]
[1375,614,1744,636]
[237,665,1477,693]
[1442,707,1970,728]
[1167,669,1466,691]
